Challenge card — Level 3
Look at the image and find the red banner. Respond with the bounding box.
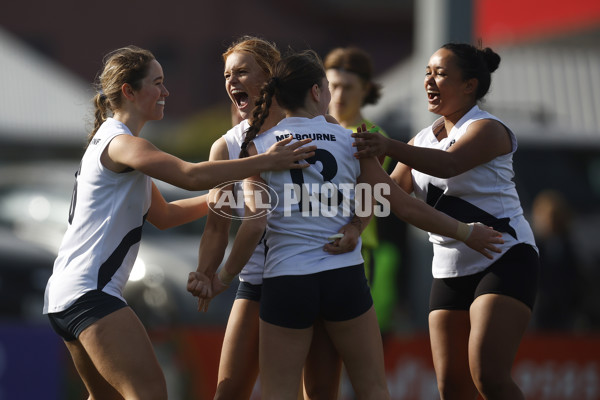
[174,331,600,399]
[475,0,600,45]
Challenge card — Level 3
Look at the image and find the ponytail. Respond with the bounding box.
[239,77,278,158]
[85,45,155,147]
[87,91,110,146]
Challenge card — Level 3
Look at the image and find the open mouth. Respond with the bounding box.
[231,90,249,109]
[427,91,440,101]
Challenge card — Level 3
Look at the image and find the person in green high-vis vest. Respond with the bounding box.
[325,46,401,336]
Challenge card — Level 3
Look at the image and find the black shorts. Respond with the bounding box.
[429,243,540,312]
[260,264,373,329]
[235,281,262,302]
[47,290,127,342]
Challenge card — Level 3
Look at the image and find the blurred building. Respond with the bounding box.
[0,0,413,119]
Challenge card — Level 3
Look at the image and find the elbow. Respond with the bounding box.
[241,220,267,243]
[248,224,266,240]
[181,164,211,191]
[435,163,462,179]
[151,219,172,231]
[203,218,230,236]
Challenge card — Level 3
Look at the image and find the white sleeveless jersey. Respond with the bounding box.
[43,118,152,313]
[222,120,266,285]
[411,106,537,278]
[252,116,363,278]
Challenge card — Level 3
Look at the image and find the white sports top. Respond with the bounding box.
[252,116,363,278]
[222,120,266,285]
[43,118,152,313]
[411,106,537,278]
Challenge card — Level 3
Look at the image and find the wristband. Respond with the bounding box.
[456,222,474,242]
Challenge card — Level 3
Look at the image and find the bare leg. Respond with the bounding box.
[64,339,124,400]
[77,307,167,400]
[303,319,342,400]
[429,309,478,400]
[259,320,313,400]
[469,294,530,400]
[324,306,389,400]
[214,299,260,399]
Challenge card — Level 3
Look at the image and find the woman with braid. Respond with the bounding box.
[42,45,315,400]
[189,49,504,399]
[187,36,352,399]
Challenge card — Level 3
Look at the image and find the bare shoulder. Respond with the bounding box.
[465,118,512,154]
[209,137,231,161]
[109,133,154,152]
[468,118,509,138]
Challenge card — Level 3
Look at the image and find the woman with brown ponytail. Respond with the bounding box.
[42,45,315,400]
[353,43,539,400]
[191,49,504,399]
[187,36,353,400]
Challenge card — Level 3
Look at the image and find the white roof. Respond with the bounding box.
[0,28,92,146]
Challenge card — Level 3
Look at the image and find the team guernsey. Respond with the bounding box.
[411,105,537,278]
[222,120,266,285]
[43,118,152,314]
[252,116,363,278]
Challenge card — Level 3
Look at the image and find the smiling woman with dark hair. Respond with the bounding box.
[352,42,539,400]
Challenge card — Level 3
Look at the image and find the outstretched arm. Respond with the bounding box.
[146,182,208,230]
[105,134,316,191]
[353,119,512,178]
[358,156,503,259]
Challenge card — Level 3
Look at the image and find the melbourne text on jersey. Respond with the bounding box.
[276,133,337,142]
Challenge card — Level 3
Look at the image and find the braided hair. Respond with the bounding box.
[240,50,326,158]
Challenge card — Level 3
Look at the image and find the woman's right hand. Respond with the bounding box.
[351,124,390,160]
[263,136,316,170]
[187,271,212,298]
[464,222,504,259]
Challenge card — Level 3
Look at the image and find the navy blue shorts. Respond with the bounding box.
[260,264,373,329]
[235,281,262,302]
[47,290,127,341]
[429,243,540,312]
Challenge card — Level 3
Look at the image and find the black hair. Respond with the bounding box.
[441,42,501,101]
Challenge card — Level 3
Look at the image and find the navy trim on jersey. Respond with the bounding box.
[97,212,147,290]
[426,183,517,239]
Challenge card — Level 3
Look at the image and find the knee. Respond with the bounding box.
[131,377,168,400]
[304,382,339,400]
[471,367,510,397]
[436,374,478,400]
[437,380,469,399]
